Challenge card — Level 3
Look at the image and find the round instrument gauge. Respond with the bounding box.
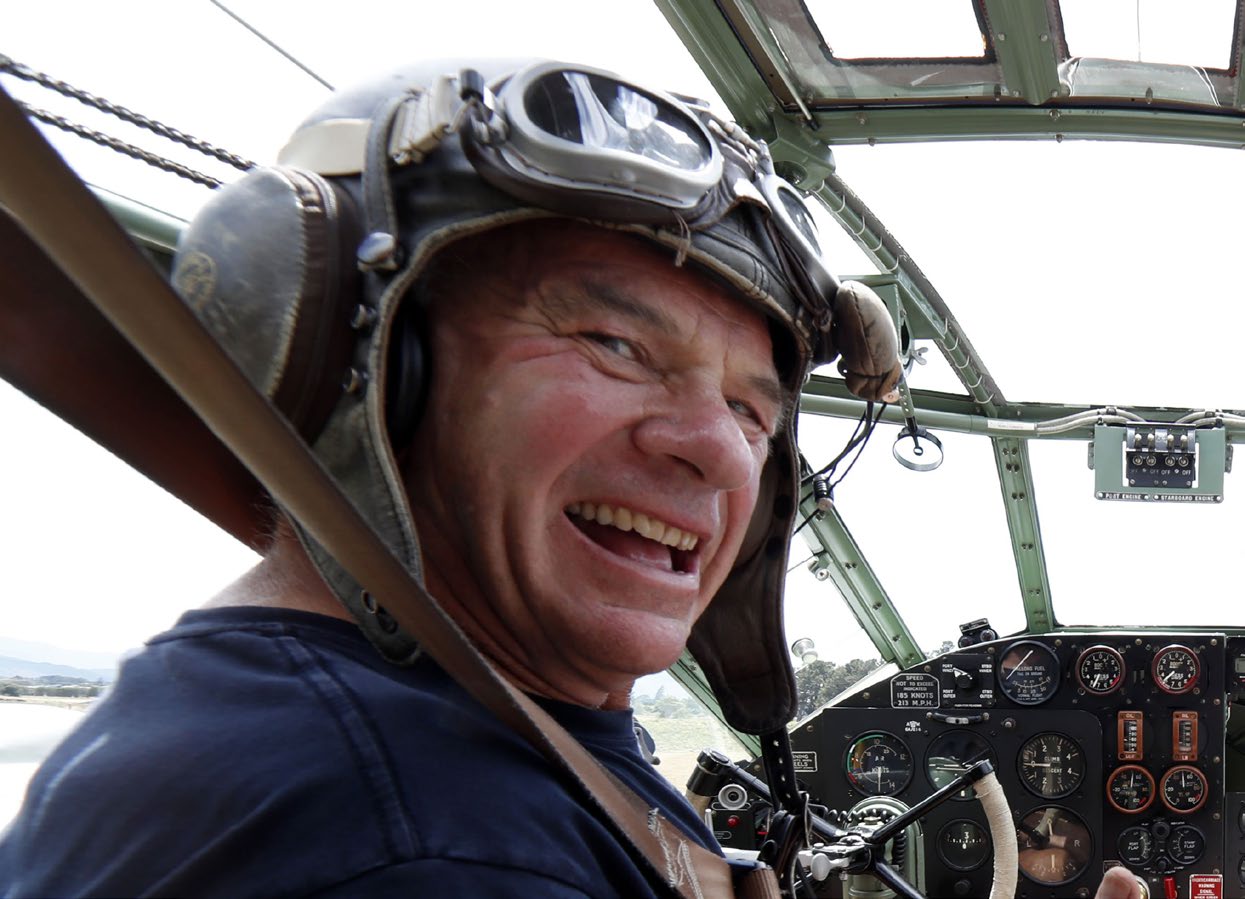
[937,820,991,872]
[1076,645,1126,695]
[1018,733,1085,799]
[1153,645,1200,694]
[998,641,1061,705]
[1107,765,1155,813]
[926,730,996,801]
[1117,826,1155,865]
[1016,806,1092,885]
[1169,825,1206,866]
[845,732,912,796]
[1160,765,1208,814]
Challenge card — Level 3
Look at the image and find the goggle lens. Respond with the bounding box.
[524,72,713,173]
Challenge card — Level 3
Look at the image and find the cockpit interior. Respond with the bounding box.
[6,2,1245,897]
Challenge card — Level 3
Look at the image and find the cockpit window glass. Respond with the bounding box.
[1061,0,1237,70]
[803,0,987,60]
[796,415,1025,657]
[748,0,1239,109]
[632,673,750,791]
[829,139,1245,408]
[1031,439,1242,627]
[809,195,878,278]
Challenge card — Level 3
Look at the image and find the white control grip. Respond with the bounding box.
[974,771,1018,899]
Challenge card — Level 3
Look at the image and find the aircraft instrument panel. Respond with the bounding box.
[706,632,1245,898]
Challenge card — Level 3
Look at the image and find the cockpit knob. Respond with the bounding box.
[954,669,974,690]
[952,878,972,896]
[1135,876,1150,899]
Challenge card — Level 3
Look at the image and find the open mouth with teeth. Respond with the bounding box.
[566,502,700,575]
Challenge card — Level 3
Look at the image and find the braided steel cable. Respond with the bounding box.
[19,101,222,188]
[1,53,253,174]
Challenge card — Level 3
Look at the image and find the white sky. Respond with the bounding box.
[3,1,1244,668]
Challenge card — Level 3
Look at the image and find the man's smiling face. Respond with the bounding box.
[404,222,783,707]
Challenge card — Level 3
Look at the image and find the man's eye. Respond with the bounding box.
[585,332,640,361]
[728,399,766,429]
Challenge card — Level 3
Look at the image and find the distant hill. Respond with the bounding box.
[0,636,122,671]
[0,655,115,682]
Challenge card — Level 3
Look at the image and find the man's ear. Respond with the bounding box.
[830,280,903,402]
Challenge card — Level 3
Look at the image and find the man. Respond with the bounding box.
[0,61,1140,899]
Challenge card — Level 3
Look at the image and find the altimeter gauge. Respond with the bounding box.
[926,730,996,801]
[1076,645,1125,695]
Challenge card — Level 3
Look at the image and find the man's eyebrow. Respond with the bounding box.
[749,372,791,429]
[565,276,681,337]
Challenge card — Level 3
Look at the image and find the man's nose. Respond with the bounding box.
[632,391,757,490]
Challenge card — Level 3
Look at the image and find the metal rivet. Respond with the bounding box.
[343,367,367,394]
[357,232,401,272]
[361,590,377,613]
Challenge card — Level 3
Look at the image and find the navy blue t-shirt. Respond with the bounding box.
[0,607,720,897]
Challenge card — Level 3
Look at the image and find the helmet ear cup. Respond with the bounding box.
[173,166,362,443]
[384,299,427,452]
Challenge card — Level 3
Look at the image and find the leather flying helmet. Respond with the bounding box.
[171,59,901,734]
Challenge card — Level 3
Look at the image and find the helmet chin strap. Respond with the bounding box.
[757,728,811,893]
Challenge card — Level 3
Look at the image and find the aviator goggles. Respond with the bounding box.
[279,60,838,334]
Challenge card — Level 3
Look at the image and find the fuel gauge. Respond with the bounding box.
[998,641,1061,706]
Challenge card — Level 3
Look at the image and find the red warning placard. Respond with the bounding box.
[1190,873,1222,899]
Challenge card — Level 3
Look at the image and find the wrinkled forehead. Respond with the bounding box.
[419,219,795,384]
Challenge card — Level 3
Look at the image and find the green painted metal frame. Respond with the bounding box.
[992,437,1056,632]
[794,492,924,670]
[95,187,185,257]
[978,0,1062,105]
[790,105,1245,149]
[803,378,1245,443]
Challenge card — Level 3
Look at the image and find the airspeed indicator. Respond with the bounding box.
[845,732,912,797]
